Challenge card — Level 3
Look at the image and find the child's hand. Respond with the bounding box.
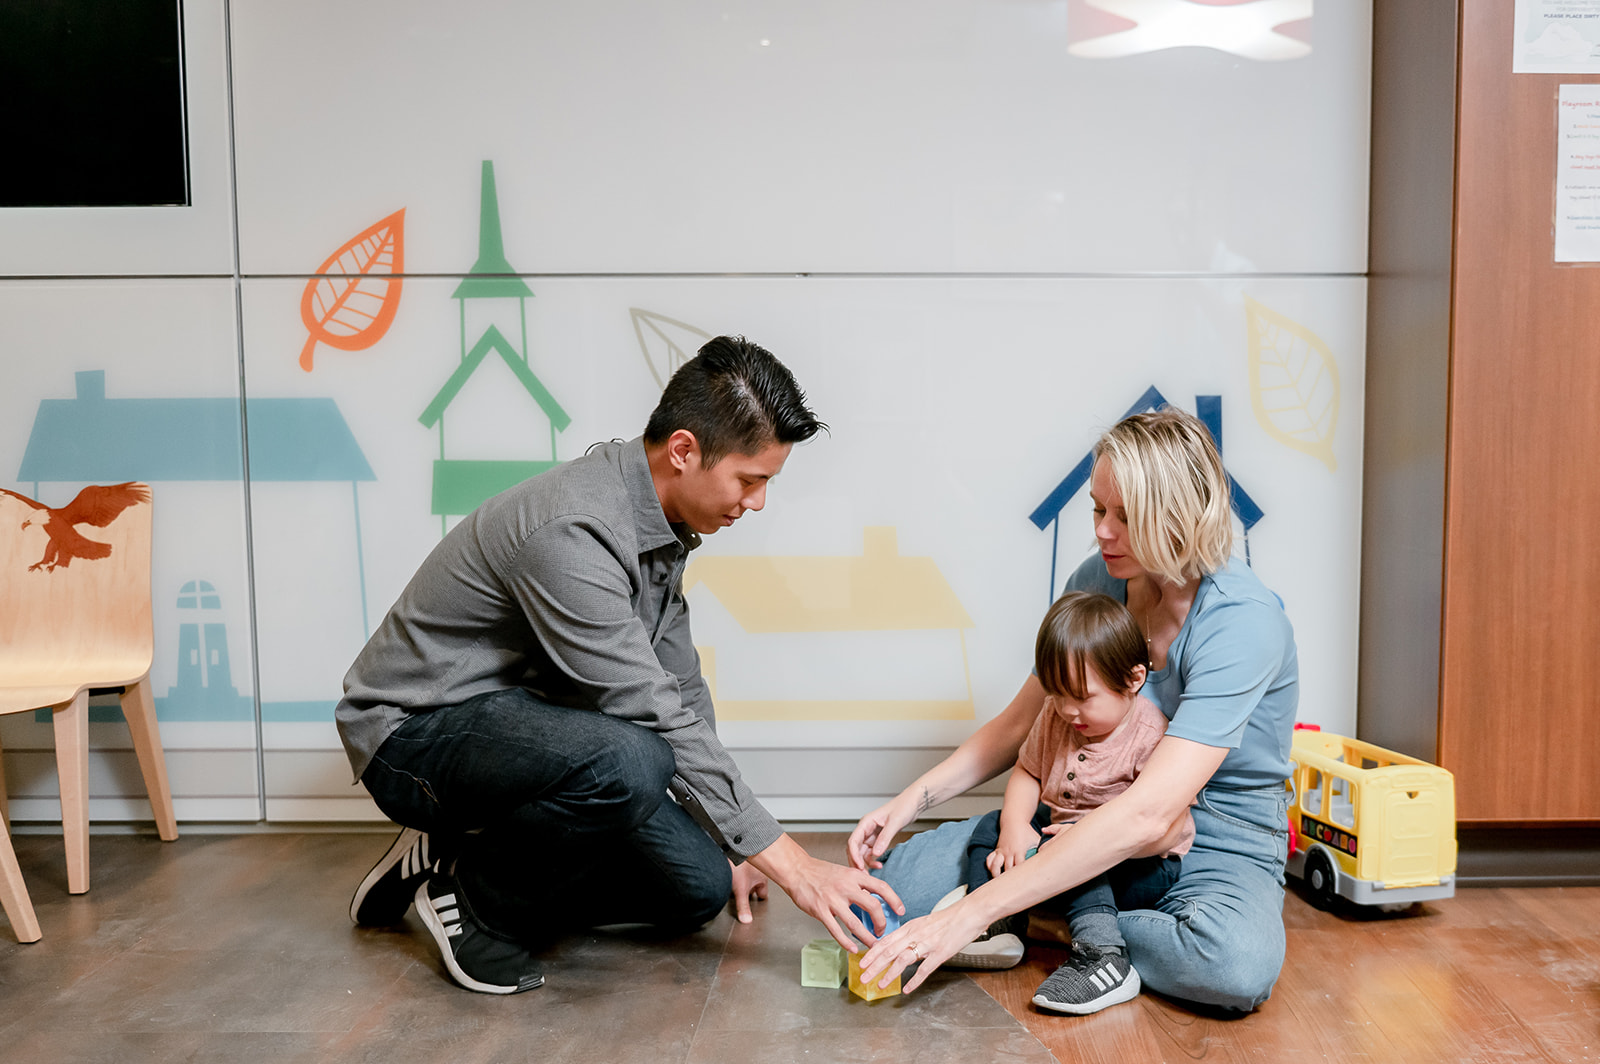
[985,825,1041,877]
[1040,821,1072,838]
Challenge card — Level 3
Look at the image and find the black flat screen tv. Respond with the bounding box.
[0,0,190,208]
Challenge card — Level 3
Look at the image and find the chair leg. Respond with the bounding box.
[120,676,178,842]
[0,730,10,831]
[52,690,90,895]
[0,823,41,943]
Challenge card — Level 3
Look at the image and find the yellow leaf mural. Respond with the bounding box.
[1245,296,1340,471]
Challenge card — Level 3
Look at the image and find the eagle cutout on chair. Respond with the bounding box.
[0,483,150,572]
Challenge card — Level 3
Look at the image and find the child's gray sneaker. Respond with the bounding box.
[1031,941,1140,1015]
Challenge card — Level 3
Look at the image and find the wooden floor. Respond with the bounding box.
[971,884,1600,1063]
[0,829,1595,1063]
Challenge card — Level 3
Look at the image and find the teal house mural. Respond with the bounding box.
[16,369,376,721]
[421,161,570,528]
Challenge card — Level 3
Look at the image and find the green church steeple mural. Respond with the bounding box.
[420,161,570,530]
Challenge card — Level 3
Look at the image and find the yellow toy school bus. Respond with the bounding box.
[1285,726,1457,909]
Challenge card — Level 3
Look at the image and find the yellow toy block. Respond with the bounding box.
[800,938,846,988]
[847,949,901,1001]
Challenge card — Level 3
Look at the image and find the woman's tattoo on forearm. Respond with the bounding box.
[916,786,933,815]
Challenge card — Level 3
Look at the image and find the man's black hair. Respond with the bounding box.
[643,335,826,465]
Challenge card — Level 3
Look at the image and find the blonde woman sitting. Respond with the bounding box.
[850,407,1298,1014]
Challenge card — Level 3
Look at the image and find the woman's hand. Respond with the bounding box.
[985,823,1040,878]
[847,677,1049,871]
[846,788,924,871]
[856,897,992,994]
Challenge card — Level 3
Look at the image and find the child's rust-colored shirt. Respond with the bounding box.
[1018,694,1195,856]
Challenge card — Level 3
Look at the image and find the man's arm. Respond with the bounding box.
[502,516,902,946]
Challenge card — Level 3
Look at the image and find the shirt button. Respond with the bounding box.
[1078,753,1087,762]
[1066,772,1076,781]
[733,834,743,845]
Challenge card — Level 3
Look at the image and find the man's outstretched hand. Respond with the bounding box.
[747,834,905,952]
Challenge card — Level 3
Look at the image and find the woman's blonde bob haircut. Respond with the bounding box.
[1094,407,1234,585]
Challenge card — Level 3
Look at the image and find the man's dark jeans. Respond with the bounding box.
[361,687,731,945]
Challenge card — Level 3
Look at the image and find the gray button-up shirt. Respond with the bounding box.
[335,437,784,858]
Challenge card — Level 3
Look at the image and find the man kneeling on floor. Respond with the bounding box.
[335,336,901,994]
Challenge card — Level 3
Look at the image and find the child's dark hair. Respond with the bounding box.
[1034,591,1148,701]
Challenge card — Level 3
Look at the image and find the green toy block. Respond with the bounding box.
[800,938,847,988]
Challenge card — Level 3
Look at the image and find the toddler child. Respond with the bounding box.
[947,590,1194,1015]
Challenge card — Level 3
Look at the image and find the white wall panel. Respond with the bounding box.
[0,0,236,277]
[0,280,260,823]
[229,0,1370,276]
[1,0,1374,829]
[241,271,1365,817]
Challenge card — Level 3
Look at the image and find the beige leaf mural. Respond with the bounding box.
[630,308,710,390]
[1245,295,1340,471]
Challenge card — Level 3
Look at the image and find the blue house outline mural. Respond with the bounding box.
[17,369,377,722]
[1029,386,1265,601]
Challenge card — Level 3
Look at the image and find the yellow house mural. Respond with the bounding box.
[684,527,976,721]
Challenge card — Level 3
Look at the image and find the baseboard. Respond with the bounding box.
[1456,827,1600,887]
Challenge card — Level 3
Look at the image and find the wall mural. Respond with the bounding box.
[687,528,976,722]
[0,483,148,572]
[298,209,405,373]
[16,369,373,720]
[628,309,980,724]
[630,309,711,390]
[1245,296,1341,473]
[420,163,569,528]
[1031,386,1266,593]
[0,0,1371,824]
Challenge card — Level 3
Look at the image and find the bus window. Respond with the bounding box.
[1330,774,1355,829]
[1303,768,1323,816]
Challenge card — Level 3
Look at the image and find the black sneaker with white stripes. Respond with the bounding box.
[350,827,449,926]
[1031,941,1141,1015]
[414,871,544,995]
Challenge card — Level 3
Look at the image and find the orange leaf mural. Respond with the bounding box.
[299,208,406,372]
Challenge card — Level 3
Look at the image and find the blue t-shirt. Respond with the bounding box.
[1064,554,1298,789]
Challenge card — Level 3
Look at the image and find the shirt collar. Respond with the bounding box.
[620,436,701,555]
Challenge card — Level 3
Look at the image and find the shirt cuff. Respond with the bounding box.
[670,776,786,860]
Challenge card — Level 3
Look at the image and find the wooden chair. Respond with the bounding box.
[0,811,42,942]
[0,482,178,910]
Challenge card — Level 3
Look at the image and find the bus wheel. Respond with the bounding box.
[1305,850,1339,911]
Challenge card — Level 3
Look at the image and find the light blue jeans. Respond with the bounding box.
[879,783,1292,1012]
